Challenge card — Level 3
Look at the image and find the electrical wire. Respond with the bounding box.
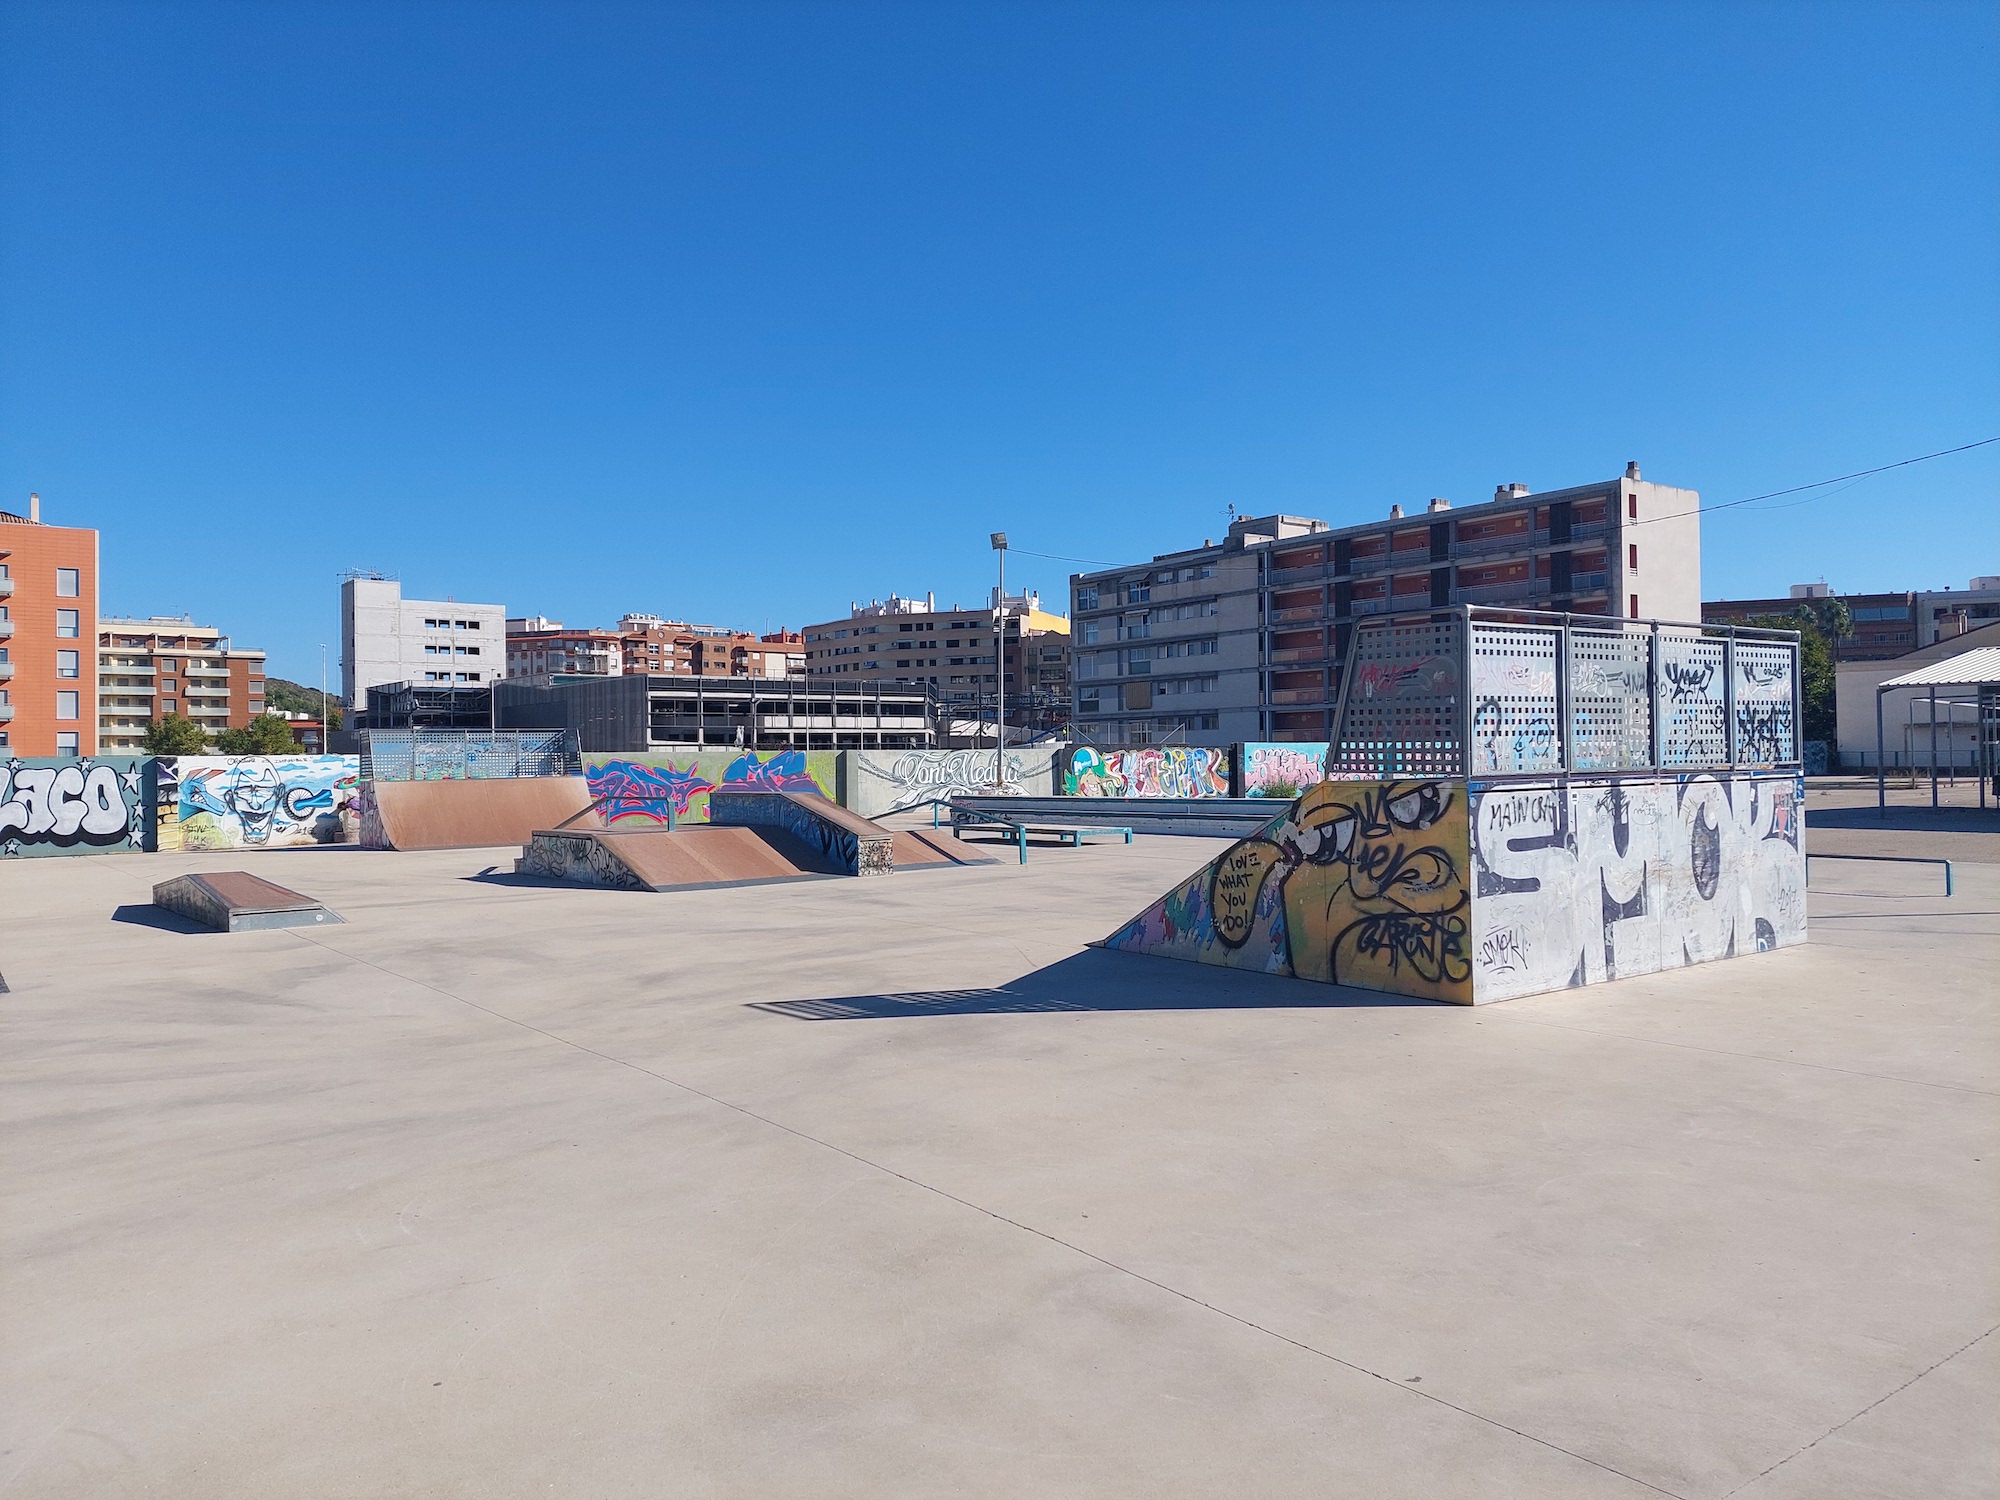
[1627,435,1999,528]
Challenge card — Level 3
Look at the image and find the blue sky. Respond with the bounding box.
[3,1,1994,683]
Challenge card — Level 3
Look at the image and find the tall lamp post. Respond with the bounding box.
[991,532,1007,789]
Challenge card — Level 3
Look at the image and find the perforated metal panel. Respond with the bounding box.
[1330,616,1465,778]
[1655,630,1727,767]
[1569,628,1653,771]
[1468,624,1561,774]
[1733,641,1798,767]
[358,729,579,782]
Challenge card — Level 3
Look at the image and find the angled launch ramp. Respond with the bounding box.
[359,776,599,851]
[153,872,345,932]
[516,791,997,891]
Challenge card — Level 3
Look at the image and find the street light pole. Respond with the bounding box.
[991,532,1008,789]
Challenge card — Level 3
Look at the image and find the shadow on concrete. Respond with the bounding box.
[110,903,209,934]
[1808,804,2000,834]
[750,947,1434,1020]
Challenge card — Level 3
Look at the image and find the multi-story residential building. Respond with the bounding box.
[1917,578,2000,647]
[1704,585,1919,661]
[341,574,505,708]
[97,617,268,753]
[801,590,1071,734]
[504,620,625,683]
[1069,464,1701,745]
[0,495,100,758]
[505,614,802,684]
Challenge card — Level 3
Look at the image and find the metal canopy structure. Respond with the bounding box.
[1875,649,2000,813]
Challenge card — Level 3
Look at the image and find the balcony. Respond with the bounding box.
[1348,596,1392,616]
[1267,645,1328,664]
[0,701,13,720]
[1452,579,1550,605]
[184,686,232,699]
[0,618,12,637]
[0,575,12,596]
[0,660,10,680]
[1268,688,1329,705]
[184,664,231,676]
[1569,571,1609,594]
[1268,603,1325,624]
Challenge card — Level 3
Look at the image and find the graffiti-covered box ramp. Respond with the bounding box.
[1101,774,1805,1005]
[359,776,598,851]
[153,872,344,933]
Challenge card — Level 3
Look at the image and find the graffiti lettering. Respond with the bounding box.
[1066,747,1230,799]
[1475,927,1526,973]
[1241,743,1328,799]
[1663,658,1717,702]
[0,759,144,855]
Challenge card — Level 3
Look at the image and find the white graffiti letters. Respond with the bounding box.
[0,763,137,850]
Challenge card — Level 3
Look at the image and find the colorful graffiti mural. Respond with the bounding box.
[0,757,150,857]
[1467,773,1806,1002]
[1240,743,1329,798]
[1104,779,1474,1003]
[583,750,836,824]
[1065,746,1231,799]
[156,756,360,851]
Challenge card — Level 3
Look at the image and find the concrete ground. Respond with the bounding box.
[3,812,1995,1499]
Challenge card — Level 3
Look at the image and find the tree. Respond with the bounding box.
[142,713,210,755]
[263,675,341,728]
[213,714,301,756]
[1791,596,1852,644]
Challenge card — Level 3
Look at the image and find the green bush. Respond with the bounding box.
[142,713,210,755]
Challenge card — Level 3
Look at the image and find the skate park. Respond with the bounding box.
[5,616,1997,1498]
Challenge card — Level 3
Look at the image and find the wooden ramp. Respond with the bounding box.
[360,776,599,851]
[153,871,345,932]
[517,825,843,892]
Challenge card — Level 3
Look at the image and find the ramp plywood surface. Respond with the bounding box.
[368,777,599,851]
[592,826,823,889]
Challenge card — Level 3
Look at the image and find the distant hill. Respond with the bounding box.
[263,677,341,726]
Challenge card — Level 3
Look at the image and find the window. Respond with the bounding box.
[56,650,79,678]
[161,677,178,691]
[1628,543,1638,571]
[57,732,79,755]
[1628,494,1638,520]
[57,690,80,720]
[1125,581,1150,604]
[56,568,80,598]
[1630,594,1640,619]
[56,609,80,638]
[162,699,178,712]
[1076,585,1098,611]
[1077,687,1102,714]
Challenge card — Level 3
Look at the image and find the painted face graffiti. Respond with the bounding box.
[181,757,342,846]
[1205,779,1473,1002]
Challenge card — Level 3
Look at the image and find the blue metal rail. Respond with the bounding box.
[1805,852,1953,897]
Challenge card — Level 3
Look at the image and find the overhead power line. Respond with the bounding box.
[1629,436,1999,528]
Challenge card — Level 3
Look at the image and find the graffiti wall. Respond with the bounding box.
[1065,746,1231,799]
[582,750,837,825]
[1467,773,1806,1003]
[156,755,361,851]
[1239,743,1329,798]
[1103,779,1475,1003]
[846,747,1060,816]
[0,756,151,857]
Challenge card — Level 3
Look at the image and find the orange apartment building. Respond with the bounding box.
[0,495,100,758]
[98,617,268,754]
[506,614,803,684]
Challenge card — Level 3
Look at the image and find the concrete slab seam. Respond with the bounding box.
[1717,1322,1999,1499]
[280,927,1689,1500]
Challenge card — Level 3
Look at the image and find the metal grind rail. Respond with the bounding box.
[1805,852,1954,897]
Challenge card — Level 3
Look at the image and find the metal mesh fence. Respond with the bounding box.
[357,729,579,782]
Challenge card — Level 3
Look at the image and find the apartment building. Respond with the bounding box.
[1070,464,1701,745]
[1917,578,2000,647]
[0,495,99,758]
[1704,585,1919,661]
[341,574,504,708]
[505,614,801,684]
[800,590,1071,733]
[98,617,267,753]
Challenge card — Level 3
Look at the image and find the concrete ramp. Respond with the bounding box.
[889,829,999,869]
[518,825,840,892]
[153,871,345,932]
[709,788,893,876]
[359,776,598,851]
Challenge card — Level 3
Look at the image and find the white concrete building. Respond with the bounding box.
[340,575,505,709]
